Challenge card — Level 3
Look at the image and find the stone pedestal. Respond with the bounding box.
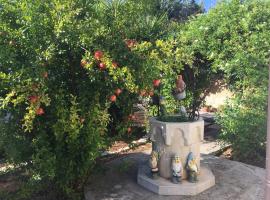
[149,117,204,179]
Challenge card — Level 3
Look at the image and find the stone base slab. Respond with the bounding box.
[137,164,215,196]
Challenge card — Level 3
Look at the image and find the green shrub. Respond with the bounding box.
[216,89,267,165]
[178,0,270,164]
[0,0,170,197]
[0,0,204,198]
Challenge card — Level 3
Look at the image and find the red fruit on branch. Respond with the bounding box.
[94,50,103,60]
[99,62,106,70]
[29,95,39,103]
[115,88,122,96]
[153,79,161,87]
[110,95,117,102]
[80,59,87,67]
[112,61,118,68]
[36,107,44,115]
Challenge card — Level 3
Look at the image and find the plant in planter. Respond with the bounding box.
[151,72,199,123]
[155,74,189,122]
[130,37,214,194]
[137,71,215,194]
[137,73,215,195]
[135,50,214,195]
[148,72,204,180]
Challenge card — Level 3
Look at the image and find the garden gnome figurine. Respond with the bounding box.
[185,152,199,183]
[174,75,186,100]
[173,74,187,115]
[171,155,182,184]
[149,151,159,179]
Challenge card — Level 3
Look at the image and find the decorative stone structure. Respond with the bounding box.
[137,117,215,195]
[149,117,204,179]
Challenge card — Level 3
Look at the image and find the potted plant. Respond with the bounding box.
[148,73,204,181]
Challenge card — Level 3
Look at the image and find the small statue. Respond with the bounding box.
[171,155,182,184]
[173,75,186,100]
[172,75,187,116]
[185,152,199,183]
[149,151,159,179]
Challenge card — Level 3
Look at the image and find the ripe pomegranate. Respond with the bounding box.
[99,62,106,70]
[153,79,161,87]
[36,107,44,115]
[115,88,122,96]
[94,50,103,60]
[110,95,117,102]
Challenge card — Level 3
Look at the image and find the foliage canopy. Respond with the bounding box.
[1,0,270,199]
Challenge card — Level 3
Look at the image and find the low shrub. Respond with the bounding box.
[216,89,267,166]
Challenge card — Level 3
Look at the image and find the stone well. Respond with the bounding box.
[137,116,215,195]
[149,117,204,179]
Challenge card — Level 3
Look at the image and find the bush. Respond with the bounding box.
[0,0,171,197]
[178,0,270,164]
[0,0,205,198]
[216,89,267,165]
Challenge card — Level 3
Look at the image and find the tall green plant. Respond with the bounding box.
[0,0,172,198]
[178,0,270,164]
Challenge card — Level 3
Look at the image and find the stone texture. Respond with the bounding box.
[149,117,204,179]
[137,164,215,195]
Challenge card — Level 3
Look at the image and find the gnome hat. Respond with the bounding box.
[185,152,194,168]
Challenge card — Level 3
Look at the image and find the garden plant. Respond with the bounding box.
[0,0,270,199]
[0,0,202,199]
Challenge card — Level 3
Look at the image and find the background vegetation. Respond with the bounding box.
[179,0,270,165]
[0,0,203,199]
[0,0,269,199]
